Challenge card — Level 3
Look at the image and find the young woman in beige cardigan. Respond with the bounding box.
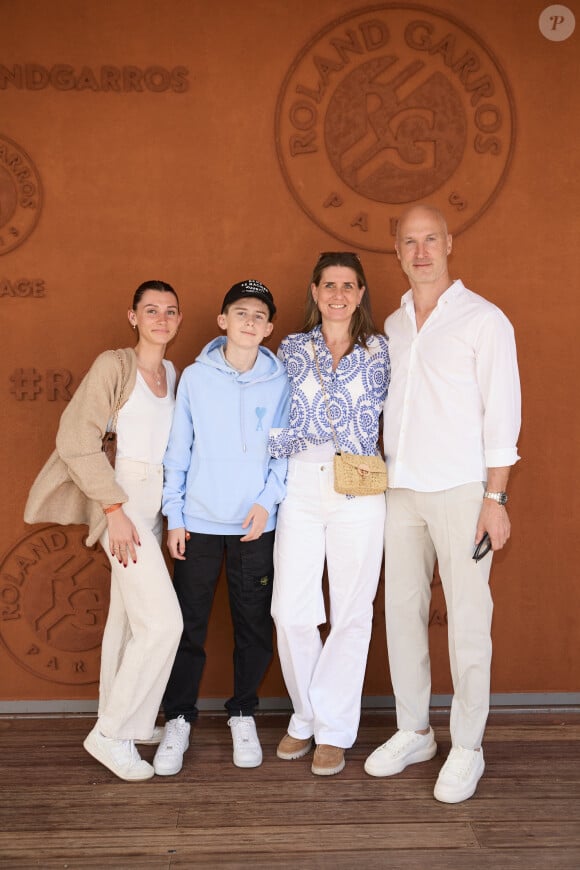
[25,280,184,781]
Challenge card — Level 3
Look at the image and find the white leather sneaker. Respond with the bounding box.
[83,725,154,781]
[434,746,485,803]
[153,715,191,776]
[228,715,263,768]
[364,727,437,777]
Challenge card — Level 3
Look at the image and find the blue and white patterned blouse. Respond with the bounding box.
[269,325,390,459]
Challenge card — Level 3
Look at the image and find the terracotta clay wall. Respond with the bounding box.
[1,0,578,705]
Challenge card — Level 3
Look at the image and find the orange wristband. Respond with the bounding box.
[103,503,122,515]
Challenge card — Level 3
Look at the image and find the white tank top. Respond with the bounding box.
[116,360,177,465]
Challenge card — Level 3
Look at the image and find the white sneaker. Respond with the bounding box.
[153,715,191,776]
[228,716,263,768]
[136,725,164,746]
[83,725,154,781]
[364,728,437,777]
[434,746,485,803]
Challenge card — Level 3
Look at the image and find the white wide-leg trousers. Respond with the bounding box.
[385,483,494,749]
[272,458,385,748]
[98,458,183,740]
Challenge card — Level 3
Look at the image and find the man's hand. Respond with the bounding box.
[168,527,188,560]
[240,504,269,541]
[475,499,511,552]
[477,466,512,552]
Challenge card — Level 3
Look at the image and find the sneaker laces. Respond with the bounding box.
[229,716,257,747]
[443,747,476,779]
[386,729,424,756]
[109,737,139,767]
[162,715,189,751]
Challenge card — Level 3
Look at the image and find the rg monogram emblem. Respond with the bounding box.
[0,134,42,255]
[0,526,110,685]
[275,5,515,252]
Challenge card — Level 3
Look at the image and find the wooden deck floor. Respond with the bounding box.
[1,709,579,868]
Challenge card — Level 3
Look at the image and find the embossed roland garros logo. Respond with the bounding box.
[0,134,42,255]
[0,526,110,685]
[275,4,515,253]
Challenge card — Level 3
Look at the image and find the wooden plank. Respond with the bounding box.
[0,862,169,870]
[2,797,580,831]
[169,850,580,869]
[474,821,580,848]
[2,792,580,834]
[2,850,579,870]
[3,777,580,809]
[0,823,479,858]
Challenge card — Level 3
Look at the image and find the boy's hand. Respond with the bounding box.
[240,504,269,541]
[168,527,189,560]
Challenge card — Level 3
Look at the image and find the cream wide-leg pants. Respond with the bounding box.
[272,458,386,748]
[97,458,183,740]
[385,483,494,750]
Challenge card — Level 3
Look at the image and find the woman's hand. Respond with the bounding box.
[106,507,141,566]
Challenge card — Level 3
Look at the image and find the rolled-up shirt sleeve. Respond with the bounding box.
[475,309,521,468]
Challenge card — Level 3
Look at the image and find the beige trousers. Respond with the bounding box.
[97,458,183,740]
[385,483,493,749]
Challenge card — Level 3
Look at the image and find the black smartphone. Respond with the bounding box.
[472,532,491,563]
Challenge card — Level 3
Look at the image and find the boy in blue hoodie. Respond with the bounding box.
[154,280,289,775]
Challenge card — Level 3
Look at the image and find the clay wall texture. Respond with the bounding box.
[1,0,578,703]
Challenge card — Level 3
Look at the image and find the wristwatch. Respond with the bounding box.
[484,491,508,506]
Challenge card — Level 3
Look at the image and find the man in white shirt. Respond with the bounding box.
[364,205,521,803]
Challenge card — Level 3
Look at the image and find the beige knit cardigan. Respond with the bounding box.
[24,348,138,546]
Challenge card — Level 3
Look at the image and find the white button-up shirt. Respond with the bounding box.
[384,279,521,492]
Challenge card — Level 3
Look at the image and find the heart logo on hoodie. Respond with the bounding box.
[255,407,266,430]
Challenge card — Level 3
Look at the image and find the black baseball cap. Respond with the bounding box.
[221,279,276,318]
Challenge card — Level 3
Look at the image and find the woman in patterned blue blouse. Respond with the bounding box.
[269,252,390,776]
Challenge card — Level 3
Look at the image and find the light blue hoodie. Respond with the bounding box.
[162,336,290,535]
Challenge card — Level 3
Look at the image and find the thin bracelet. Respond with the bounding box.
[103,503,123,515]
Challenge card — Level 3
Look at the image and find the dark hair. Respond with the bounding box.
[303,252,379,350]
[132,279,180,310]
